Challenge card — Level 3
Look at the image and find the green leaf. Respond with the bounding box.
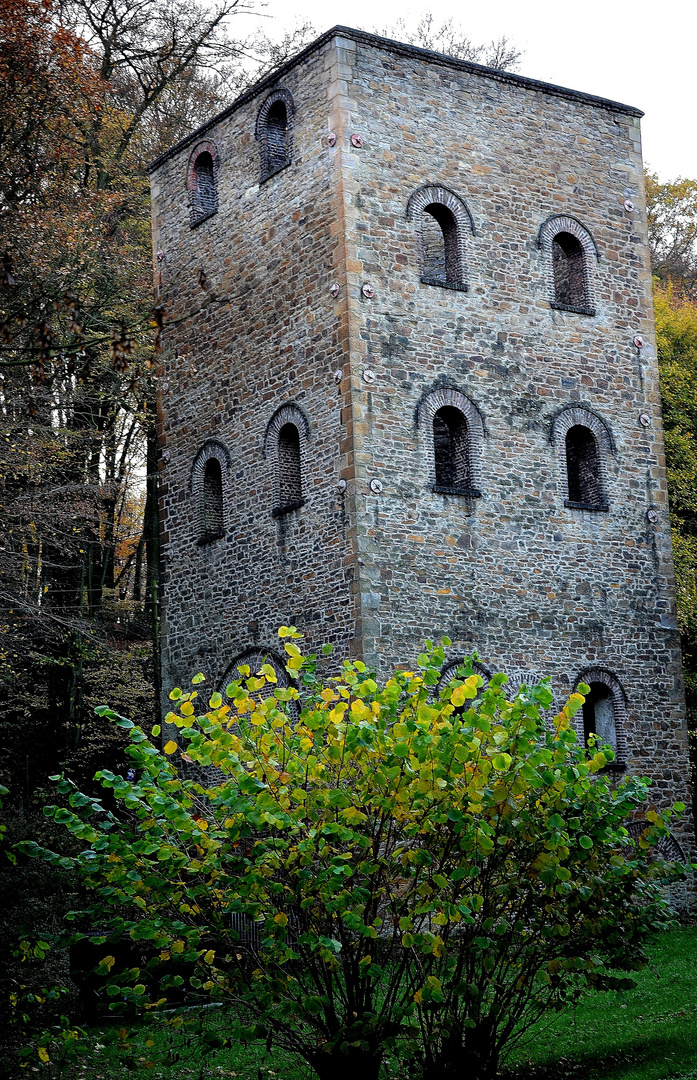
[579,835,593,849]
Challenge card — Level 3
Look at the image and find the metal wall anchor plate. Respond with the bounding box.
[350,133,363,147]
[363,369,376,384]
[370,478,383,494]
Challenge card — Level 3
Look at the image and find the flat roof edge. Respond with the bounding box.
[148,25,643,174]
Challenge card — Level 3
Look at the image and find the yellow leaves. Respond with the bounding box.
[646,810,659,823]
[274,912,288,927]
[99,954,116,971]
[260,663,277,683]
[38,1047,50,1063]
[171,940,185,954]
[431,936,445,957]
[350,698,372,720]
[413,989,423,1004]
[339,806,368,825]
[321,687,337,702]
[195,818,209,831]
[180,701,195,717]
[450,675,480,707]
[163,741,178,755]
[203,949,215,964]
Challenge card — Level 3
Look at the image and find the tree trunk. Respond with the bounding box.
[306,1046,383,1080]
[423,1020,500,1080]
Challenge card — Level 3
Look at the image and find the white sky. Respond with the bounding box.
[237,0,695,182]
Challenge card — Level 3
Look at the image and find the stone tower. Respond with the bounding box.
[149,27,694,862]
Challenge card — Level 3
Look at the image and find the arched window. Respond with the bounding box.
[422,203,459,285]
[264,403,310,518]
[407,184,473,292]
[538,214,599,315]
[278,423,302,507]
[266,101,289,173]
[256,89,295,182]
[190,439,230,545]
[574,668,628,769]
[582,681,617,753]
[553,232,586,308]
[551,406,612,512]
[433,406,472,492]
[416,385,484,498]
[565,425,604,508]
[202,458,224,542]
[187,142,219,227]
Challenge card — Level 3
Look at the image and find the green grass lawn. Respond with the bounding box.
[503,927,697,1080]
[57,928,697,1080]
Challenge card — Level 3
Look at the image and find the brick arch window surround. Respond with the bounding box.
[406,184,474,292]
[416,385,484,498]
[220,648,291,699]
[538,214,600,315]
[190,440,230,544]
[187,141,219,227]
[573,667,628,769]
[263,403,310,517]
[551,406,613,512]
[256,89,295,182]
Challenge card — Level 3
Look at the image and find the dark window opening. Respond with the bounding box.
[565,425,605,509]
[422,203,462,288]
[275,422,303,514]
[265,101,289,175]
[192,152,216,221]
[202,458,224,541]
[582,682,619,758]
[552,231,588,310]
[433,406,479,495]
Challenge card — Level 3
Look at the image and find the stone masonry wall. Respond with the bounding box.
[332,33,694,863]
[150,36,358,698]
[151,27,694,877]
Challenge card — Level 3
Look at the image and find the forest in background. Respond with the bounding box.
[2,1,697,1068]
[1,0,696,808]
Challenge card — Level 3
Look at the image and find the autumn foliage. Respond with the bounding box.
[23,634,685,1080]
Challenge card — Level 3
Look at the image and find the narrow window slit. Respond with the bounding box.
[552,232,588,310]
[565,425,606,510]
[265,101,289,174]
[433,406,480,496]
[274,422,304,516]
[201,458,224,542]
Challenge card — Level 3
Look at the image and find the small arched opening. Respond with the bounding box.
[276,422,302,512]
[552,231,587,308]
[565,424,605,508]
[201,457,224,542]
[433,405,473,493]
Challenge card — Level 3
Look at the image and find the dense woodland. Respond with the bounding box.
[1,2,697,1067]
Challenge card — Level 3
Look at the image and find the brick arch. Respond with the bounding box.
[573,666,628,764]
[439,657,491,688]
[186,140,219,227]
[415,385,485,496]
[263,403,310,515]
[406,184,474,291]
[219,647,291,696]
[538,214,599,314]
[255,88,295,182]
[190,440,231,542]
[550,404,614,510]
[624,820,686,862]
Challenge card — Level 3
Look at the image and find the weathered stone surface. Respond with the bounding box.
[150,27,695,886]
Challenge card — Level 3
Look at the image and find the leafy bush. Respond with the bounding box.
[20,633,687,1080]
